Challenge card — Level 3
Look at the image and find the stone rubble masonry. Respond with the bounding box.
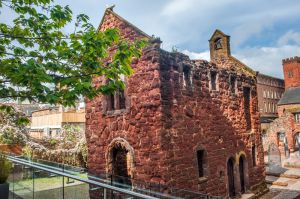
[283,56,300,89]
[85,8,266,197]
[263,56,300,154]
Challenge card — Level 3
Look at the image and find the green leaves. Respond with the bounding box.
[0,0,147,106]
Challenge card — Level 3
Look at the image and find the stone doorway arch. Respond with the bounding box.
[238,154,248,193]
[106,138,135,187]
[227,157,236,197]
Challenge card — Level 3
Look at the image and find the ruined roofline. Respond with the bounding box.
[97,6,151,39]
[282,56,300,64]
[257,72,284,82]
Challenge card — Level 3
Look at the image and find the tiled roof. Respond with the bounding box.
[278,87,300,105]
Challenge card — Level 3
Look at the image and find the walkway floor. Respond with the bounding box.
[261,151,300,199]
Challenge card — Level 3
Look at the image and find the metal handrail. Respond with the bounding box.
[7,155,226,199]
[8,156,159,199]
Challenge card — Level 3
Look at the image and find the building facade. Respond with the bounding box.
[256,74,284,133]
[264,57,300,153]
[30,106,85,139]
[85,8,266,198]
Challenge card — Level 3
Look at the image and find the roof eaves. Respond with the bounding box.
[97,8,151,39]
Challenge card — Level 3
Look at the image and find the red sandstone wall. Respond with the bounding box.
[86,9,266,198]
[271,104,300,152]
[158,52,265,196]
[283,57,300,89]
[85,9,167,183]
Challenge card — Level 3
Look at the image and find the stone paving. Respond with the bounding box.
[261,151,300,199]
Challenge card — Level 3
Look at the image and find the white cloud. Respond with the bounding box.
[180,29,300,78]
[277,30,300,46]
[235,45,300,78]
[181,50,210,60]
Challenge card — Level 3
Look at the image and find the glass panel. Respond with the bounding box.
[9,164,34,199]
[64,178,90,199]
[33,170,63,199]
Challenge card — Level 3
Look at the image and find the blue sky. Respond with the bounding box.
[2,0,300,78]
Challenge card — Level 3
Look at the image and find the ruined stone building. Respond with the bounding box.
[85,8,266,198]
[264,57,300,153]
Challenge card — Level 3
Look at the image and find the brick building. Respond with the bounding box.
[264,57,300,153]
[85,8,266,198]
[256,74,284,133]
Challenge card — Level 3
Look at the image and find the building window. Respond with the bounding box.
[229,75,236,94]
[252,145,256,166]
[264,102,267,113]
[243,87,251,130]
[108,93,115,111]
[197,150,206,177]
[214,38,222,49]
[210,71,217,91]
[106,80,126,112]
[183,66,192,90]
[263,91,266,98]
[271,91,273,99]
[119,89,126,110]
[295,113,300,123]
[288,70,293,78]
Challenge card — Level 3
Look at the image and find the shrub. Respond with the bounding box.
[0,153,12,184]
[22,145,33,158]
[48,139,57,147]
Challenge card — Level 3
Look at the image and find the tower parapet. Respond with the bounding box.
[282,56,300,89]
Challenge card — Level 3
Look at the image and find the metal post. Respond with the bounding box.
[32,167,35,199]
[104,188,107,199]
[62,164,65,199]
[12,164,15,199]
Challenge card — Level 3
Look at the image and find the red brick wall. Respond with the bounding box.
[85,9,265,197]
[283,57,300,89]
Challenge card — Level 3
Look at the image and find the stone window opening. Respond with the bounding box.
[196,149,207,178]
[229,75,237,94]
[107,88,126,111]
[264,102,267,113]
[251,145,256,166]
[107,93,115,111]
[243,87,251,130]
[183,66,193,92]
[214,38,222,50]
[210,71,218,91]
[105,78,127,112]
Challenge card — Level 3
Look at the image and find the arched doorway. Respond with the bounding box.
[106,138,134,189]
[227,157,235,197]
[239,155,247,193]
[112,146,132,187]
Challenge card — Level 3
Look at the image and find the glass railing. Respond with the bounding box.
[6,155,226,199]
